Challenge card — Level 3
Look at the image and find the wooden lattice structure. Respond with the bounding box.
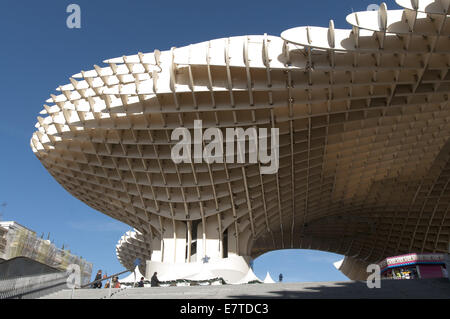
[32,0,450,278]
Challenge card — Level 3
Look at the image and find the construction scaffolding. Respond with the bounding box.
[0,221,92,285]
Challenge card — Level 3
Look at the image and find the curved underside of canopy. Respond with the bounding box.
[33,0,450,280]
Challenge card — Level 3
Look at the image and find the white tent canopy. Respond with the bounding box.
[263,272,276,283]
[233,268,262,285]
[120,266,147,284]
[333,259,344,271]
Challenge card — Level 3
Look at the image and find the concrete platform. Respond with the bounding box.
[41,279,450,299]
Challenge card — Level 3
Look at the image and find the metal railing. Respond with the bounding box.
[0,266,138,299]
[81,269,131,289]
[68,269,133,299]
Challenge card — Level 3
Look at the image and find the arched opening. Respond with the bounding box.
[252,249,349,282]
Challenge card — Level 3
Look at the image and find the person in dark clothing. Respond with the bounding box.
[151,272,160,287]
[92,270,102,288]
[279,273,283,282]
[137,277,145,288]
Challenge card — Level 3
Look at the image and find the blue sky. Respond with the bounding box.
[0,0,401,282]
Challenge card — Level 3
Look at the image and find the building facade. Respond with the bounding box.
[0,225,7,262]
[32,0,450,282]
[0,221,92,284]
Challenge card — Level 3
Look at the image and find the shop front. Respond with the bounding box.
[378,253,448,280]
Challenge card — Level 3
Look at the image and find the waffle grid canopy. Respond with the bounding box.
[32,1,450,277]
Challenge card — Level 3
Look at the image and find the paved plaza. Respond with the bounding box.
[42,279,450,299]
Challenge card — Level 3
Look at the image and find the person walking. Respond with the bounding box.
[279,273,283,282]
[151,272,160,287]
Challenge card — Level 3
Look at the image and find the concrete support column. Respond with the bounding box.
[150,237,162,262]
[239,226,253,257]
[159,219,187,264]
[227,226,239,257]
[195,216,222,261]
[337,256,370,281]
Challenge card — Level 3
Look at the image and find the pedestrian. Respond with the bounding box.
[279,273,283,282]
[138,277,145,288]
[112,276,121,288]
[151,272,160,287]
[92,270,102,288]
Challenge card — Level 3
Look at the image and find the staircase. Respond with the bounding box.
[41,279,450,299]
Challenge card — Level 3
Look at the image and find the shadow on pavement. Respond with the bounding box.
[229,279,450,299]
